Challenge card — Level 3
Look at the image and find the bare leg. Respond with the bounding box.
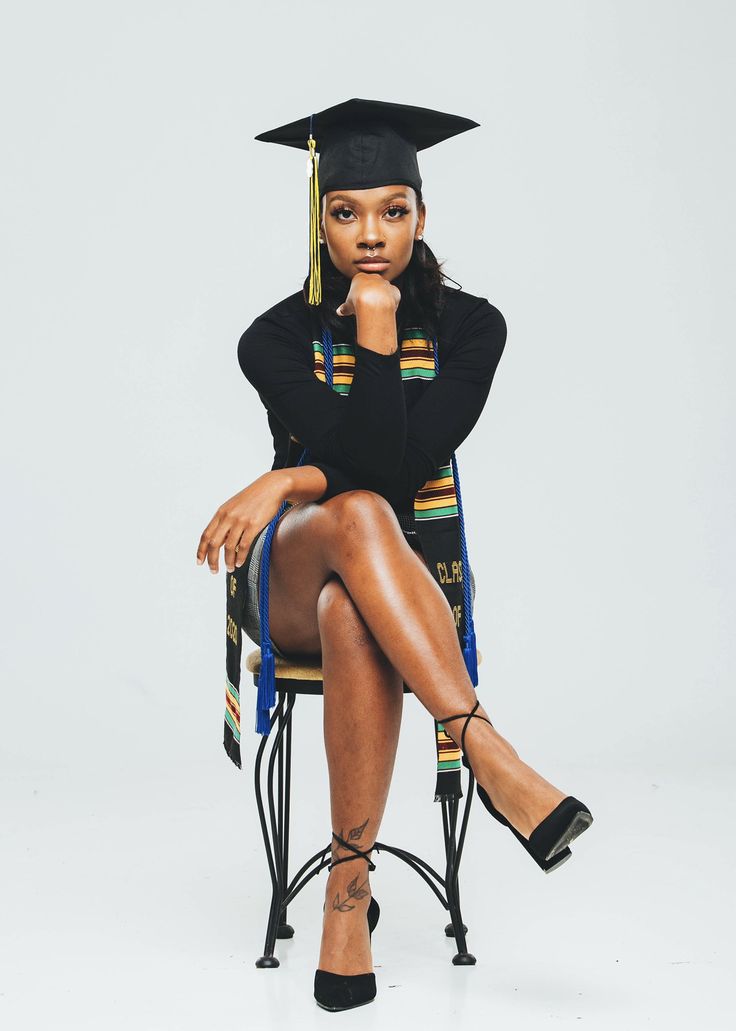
[268,491,565,840]
[315,577,403,975]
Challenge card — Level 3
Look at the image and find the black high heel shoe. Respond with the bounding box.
[314,831,381,1012]
[438,699,593,872]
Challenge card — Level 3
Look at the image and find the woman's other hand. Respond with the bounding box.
[336,271,400,317]
[196,466,331,574]
[196,470,288,575]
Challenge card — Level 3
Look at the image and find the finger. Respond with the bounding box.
[224,521,250,573]
[336,304,345,316]
[197,512,224,566]
[234,528,256,569]
[205,517,233,574]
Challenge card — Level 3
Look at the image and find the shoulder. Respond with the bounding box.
[439,284,507,341]
[437,285,507,369]
[240,289,311,342]
[237,289,312,380]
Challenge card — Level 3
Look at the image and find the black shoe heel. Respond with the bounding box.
[476,779,573,872]
[527,795,594,860]
[314,833,381,1012]
[440,701,593,873]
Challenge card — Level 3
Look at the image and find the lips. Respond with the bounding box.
[355,257,390,267]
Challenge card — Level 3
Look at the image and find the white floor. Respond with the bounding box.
[2,758,734,1030]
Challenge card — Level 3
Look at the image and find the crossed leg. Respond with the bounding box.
[266,490,567,974]
[315,577,403,975]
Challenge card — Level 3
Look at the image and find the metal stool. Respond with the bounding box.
[247,646,483,969]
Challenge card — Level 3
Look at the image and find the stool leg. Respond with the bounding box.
[254,692,297,967]
[276,693,295,939]
[441,786,477,965]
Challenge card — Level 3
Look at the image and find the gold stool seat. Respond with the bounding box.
[246,647,482,685]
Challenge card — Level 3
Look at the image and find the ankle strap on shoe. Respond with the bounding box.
[328,831,378,871]
[437,698,493,756]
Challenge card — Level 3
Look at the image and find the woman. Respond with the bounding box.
[197,99,594,1011]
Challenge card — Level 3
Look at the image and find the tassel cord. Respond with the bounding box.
[255,329,333,733]
[432,338,478,685]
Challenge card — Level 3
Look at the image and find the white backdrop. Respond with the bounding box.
[1,2,734,1028]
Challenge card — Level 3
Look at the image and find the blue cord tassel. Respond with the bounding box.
[434,338,479,687]
[256,647,275,713]
[254,514,279,737]
[463,627,479,686]
[255,705,272,735]
[453,451,479,687]
[254,644,275,737]
[253,326,335,736]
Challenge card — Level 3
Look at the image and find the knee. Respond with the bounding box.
[323,489,398,546]
[316,576,376,651]
[316,576,357,627]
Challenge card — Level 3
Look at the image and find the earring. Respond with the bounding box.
[417,233,424,240]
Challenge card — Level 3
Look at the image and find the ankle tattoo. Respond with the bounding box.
[329,817,372,913]
[331,874,370,912]
[330,817,369,863]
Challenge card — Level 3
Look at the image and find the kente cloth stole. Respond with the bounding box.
[223,327,480,803]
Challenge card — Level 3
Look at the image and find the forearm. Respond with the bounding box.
[277,464,330,504]
[354,298,398,355]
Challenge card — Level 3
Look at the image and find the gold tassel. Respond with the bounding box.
[307,134,322,306]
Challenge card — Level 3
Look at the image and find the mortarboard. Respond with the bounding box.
[254,98,480,306]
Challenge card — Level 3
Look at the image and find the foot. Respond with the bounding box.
[455,704,568,840]
[318,863,374,976]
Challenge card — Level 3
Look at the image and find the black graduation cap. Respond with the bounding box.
[254,98,480,305]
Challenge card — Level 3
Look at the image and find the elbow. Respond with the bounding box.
[379,452,405,480]
[341,454,402,484]
[237,327,267,390]
[237,331,255,383]
[349,452,406,497]
[311,422,407,484]
[330,426,406,481]
[360,433,407,481]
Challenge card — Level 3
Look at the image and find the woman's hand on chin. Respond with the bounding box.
[336,271,400,318]
[196,470,291,575]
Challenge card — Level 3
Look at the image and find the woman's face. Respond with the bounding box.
[321,185,426,282]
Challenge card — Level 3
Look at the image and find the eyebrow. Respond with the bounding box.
[328,190,411,206]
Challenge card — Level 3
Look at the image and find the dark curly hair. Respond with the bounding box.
[301,188,457,343]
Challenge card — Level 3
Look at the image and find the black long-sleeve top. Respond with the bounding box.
[238,284,507,521]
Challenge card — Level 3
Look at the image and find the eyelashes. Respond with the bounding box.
[329,205,410,222]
